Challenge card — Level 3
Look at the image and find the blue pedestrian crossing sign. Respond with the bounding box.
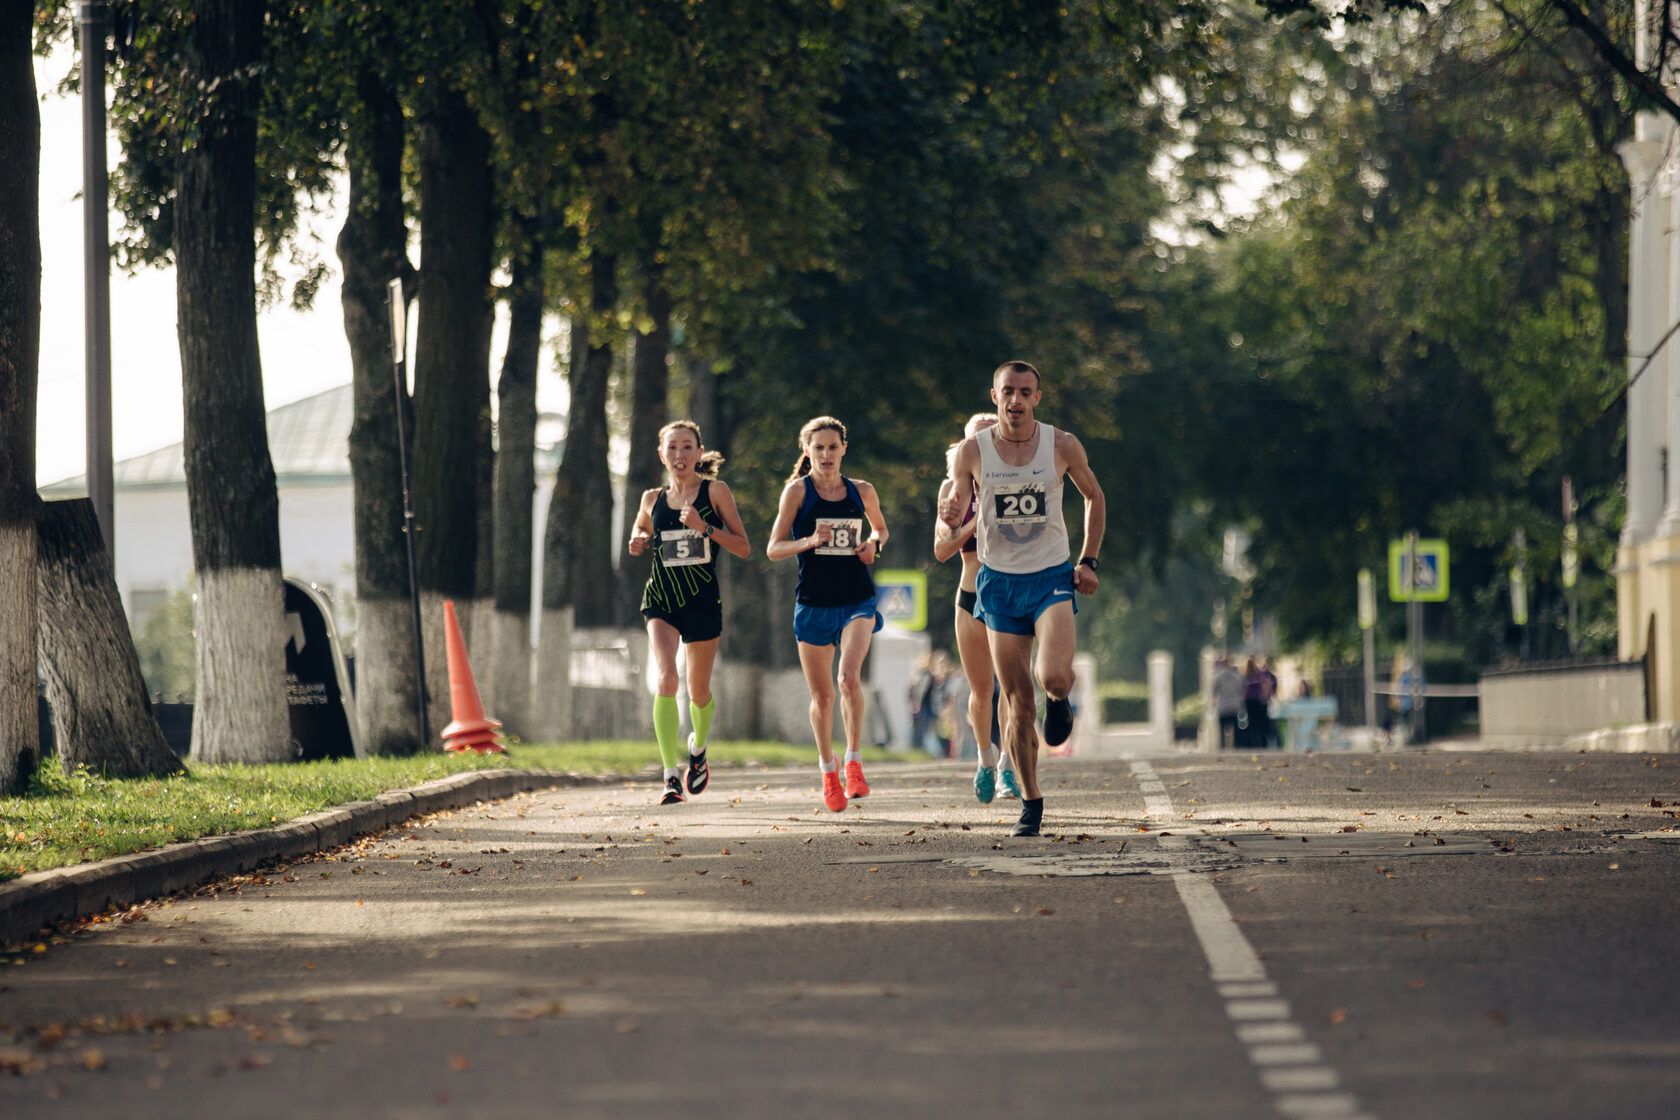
[1388,539,1450,602]
[874,569,927,631]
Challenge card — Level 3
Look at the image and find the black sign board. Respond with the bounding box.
[284,577,362,761]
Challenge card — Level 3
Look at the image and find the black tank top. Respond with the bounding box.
[792,476,876,607]
[641,479,723,613]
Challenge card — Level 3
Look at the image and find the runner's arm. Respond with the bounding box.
[766,482,824,561]
[857,481,888,565]
[1060,433,1105,593]
[627,489,659,556]
[932,478,976,563]
[939,440,979,528]
[704,481,753,560]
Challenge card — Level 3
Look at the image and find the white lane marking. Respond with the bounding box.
[1131,760,1377,1120]
[1238,1022,1307,1044]
[1263,1067,1341,1092]
[1221,981,1279,998]
[1252,1043,1324,1065]
[1227,999,1292,1020]
[1275,1094,1370,1119]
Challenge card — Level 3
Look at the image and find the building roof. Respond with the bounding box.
[41,384,566,496]
[42,384,354,494]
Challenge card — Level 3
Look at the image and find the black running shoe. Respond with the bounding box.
[660,775,685,805]
[1043,696,1074,747]
[1012,797,1044,837]
[686,733,710,795]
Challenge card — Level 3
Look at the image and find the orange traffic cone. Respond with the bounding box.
[440,599,505,754]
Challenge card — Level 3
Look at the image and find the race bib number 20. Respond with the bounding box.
[993,483,1047,526]
[659,529,711,567]
[815,517,865,556]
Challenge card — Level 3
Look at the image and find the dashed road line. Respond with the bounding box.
[1132,760,1376,1120]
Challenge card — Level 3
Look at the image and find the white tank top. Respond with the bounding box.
[975,424,1069,574]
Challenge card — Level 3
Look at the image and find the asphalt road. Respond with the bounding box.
[3,748,1678,1119]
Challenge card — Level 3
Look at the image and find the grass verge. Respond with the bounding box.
[0,741,898,880]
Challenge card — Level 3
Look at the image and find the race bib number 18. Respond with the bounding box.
[815,517,865,556]
[659,528,711,566]
[993,483,1047,526]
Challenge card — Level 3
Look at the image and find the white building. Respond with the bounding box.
[38,384,562,639]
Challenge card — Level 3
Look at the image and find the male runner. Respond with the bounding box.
[940,360,1104,837]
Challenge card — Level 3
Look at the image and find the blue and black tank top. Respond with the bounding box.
[792,475,876,607]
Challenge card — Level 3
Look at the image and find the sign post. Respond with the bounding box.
[1358,568,1376,732]
[1390,534,1450,744]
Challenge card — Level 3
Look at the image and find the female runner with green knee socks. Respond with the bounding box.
[627,421,751,805]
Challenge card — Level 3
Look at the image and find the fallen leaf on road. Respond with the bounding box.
[1035,908,1055,916]
[630,889,646,895]
[1405,977,1426,990]
[449,1053,472,1071]
[1329,1008,1348,1024]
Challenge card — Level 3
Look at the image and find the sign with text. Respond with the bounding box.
[284,577,362,761]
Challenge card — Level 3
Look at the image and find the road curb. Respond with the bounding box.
[0,768,610,948]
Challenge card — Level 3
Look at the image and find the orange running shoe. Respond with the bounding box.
[844,759,870,799]
[822,770,848,812]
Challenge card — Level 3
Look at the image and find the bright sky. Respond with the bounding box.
[33,51,356,487]
[32,46,573,490]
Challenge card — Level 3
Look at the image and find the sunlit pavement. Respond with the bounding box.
[3,751,1677,1119]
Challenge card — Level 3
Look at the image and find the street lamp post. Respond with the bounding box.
[80,1,113,557]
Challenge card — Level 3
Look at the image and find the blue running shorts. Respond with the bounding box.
[975,563,1077,636]
[794,597,884,647]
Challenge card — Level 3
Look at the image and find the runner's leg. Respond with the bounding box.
[797,640,839,767]
[956,607,998,768]
[1033,600,1077,699]
[648,619,684,771]
[988,628,1040,799]
[835,615,874,754]
[684,637,720,794]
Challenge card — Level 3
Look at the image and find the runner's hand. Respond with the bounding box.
[1073,564,1098,595]
[859,539,879,565]
[679,504,704,533]
[812,523,834,548]
[937,491,966,527]
[628,528,651,557]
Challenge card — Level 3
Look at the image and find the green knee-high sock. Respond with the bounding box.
[690,697,715,755]
[653,695,682,769]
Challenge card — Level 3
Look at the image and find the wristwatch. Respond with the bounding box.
[704,524,715,539]
[1079,557,1099,572]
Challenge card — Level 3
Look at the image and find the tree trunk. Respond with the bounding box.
[620,258,672,624]
[413,81,495,743]
[491,218,544,737]
[37,500,183,778]
[0,0,41,793]
[338,60,422,755]
[544,251,618,629]
[175,0,289,764]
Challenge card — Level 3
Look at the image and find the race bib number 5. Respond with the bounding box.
[815,517,865,556]
[659,528,711,566]
[993,483,1047,526]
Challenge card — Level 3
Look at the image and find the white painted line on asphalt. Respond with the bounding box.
[1251,1043,1323,1065]
[1221,981,1279,998]
[1262,1067,1340,1092]
[1274,1094,1369,1119]
[1227,998,1292,1020]
[1131,760,1379,1120]
[1237,1022,1307,1044]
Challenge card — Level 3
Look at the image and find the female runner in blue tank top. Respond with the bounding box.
[766,416,889,813]
[627,421,751,805]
